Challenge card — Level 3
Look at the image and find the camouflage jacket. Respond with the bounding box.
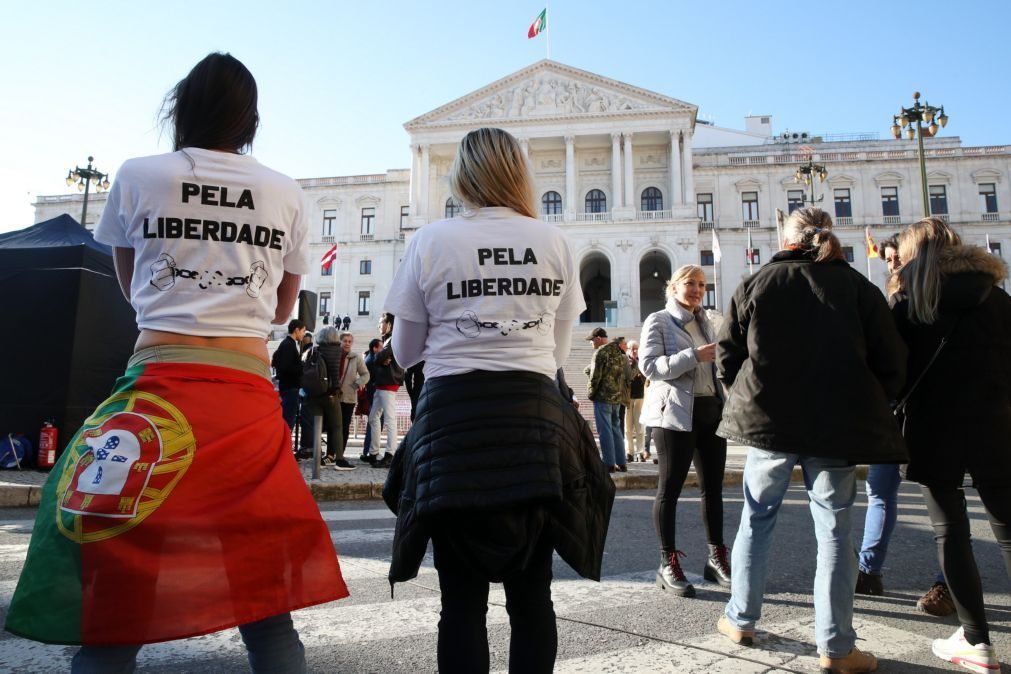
[587,342,632,404]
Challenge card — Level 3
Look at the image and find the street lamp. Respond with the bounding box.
[891,91,948,216]
[794,158,828,205]
[65,156,111,226]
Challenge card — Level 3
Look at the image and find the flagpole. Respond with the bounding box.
[747,228,754,275]
[332,248,338,326]
[546,2,551,59]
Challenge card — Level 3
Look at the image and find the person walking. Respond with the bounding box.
[382,127,614,674]
[714,208,907,674]
[5,52,347,672]
[890,217,1011,673]
[640,265,730,598]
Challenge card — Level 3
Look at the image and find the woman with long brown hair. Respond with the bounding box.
[891,217,1011,673]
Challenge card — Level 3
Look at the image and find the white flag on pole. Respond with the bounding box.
[712,228,723,263]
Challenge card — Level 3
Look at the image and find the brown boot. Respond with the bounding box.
[717,615,754,646]
[818,647,878,674]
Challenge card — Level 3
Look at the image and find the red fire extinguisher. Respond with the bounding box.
[38,420,58,469]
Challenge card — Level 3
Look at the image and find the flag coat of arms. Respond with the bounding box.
[528,9,547,38]
[6,362,348,646]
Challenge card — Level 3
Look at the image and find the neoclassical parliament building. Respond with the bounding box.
[36,60,1011,326]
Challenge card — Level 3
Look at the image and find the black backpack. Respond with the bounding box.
[300,347,330,397]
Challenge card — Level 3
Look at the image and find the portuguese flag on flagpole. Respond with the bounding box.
[528,8,547,38]
[5,361,347,645]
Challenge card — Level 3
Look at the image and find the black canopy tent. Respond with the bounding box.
[0,215,137,457]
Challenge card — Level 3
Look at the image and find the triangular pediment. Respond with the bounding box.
[405,60,697,130]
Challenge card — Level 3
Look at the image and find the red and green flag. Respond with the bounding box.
[528,8,547,38]
[6,362,348,645]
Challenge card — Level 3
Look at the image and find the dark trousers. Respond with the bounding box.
[340,402,356,450]
[921,483,1011,646]
[280,388,299,435]
[652,400,727,552]
[432,530,556,673]
[405,366,425,422]
[303,395,344,459]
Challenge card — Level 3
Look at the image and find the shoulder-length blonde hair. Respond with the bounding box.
[448,128,537,219]
[895,217,962,324]
[666,264,706,300]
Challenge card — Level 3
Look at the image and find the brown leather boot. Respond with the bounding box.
[717,615,754,646]
[818,647,878,674]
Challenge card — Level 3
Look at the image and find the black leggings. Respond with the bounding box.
[652,406,727,553]
[921,483,1011,646]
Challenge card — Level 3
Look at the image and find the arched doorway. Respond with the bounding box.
[580,253,611,323]
[639,250,672,321]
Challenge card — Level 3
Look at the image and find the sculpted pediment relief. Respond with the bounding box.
[406,60,696,129]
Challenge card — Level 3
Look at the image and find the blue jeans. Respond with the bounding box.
[70,613,306,673]
[280,388,300,433]
[593,401,626,468]
[724,448,857,657]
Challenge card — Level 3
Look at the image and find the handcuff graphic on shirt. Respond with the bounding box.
[455,310,552,338]
[148,253,268,299]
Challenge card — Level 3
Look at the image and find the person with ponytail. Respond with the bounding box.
[714,208,907,673]
[891,217,1011,673]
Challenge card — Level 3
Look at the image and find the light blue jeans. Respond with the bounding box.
[724,448,857,657]
[70,612,305,674]
[593,401,626,467]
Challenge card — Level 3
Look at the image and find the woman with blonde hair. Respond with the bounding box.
[640,264,730,597]
[716,207,906,673]
[891,217,1011,673]
[382,127,614,673]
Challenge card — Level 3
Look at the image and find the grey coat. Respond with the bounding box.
[639,300,723,431]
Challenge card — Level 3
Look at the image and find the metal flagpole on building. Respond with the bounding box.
[546,2,551,59]
[866,227,873,280]
[712,227,723,311]
[986,232,992,252]
[332,245,339,324]
[747,227,754,275]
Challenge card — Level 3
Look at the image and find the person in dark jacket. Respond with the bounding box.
[382,127,612,673]
[366,313,405,468]
[301,326,358,469]
[715,208,906,674]
[890,217,1011,672]
[404,360,425,421]
[271,319,306,438]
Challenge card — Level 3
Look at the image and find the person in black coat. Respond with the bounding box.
[715,208,906,674]
[890,218,1011,671]
[301,326,352,469]
[271,319,307,437]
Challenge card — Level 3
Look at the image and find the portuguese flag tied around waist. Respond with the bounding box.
[5,362,348,646]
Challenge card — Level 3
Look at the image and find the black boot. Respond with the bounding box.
[656,550,695,597]
[703,543,731,588]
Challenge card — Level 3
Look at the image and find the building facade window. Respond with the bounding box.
[585,189,607,213]
[319,292,331,318]
[697,193,714,222]
[842,246,855,263]
[834,189,852,218]
[881,187,899,216]
[787,190,805,214]
[704,283,716,310]
[929,185,948,215]
[359,259,372,275]
[700,249,714,266]
[322,262,332,277]
[980,183,998,213]
[322,209,336,237]
[541,191,562,215]
[358,291,371,316]
[360,207,375,235]
[445,197,461,218]
[400,205,409,228]
[641,187,663,212]
[746,247,761,265]
[990,241,1003,257]
[741,191,759,221]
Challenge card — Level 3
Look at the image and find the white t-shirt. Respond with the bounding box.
[384,207,585,378]
[94,148,308,338]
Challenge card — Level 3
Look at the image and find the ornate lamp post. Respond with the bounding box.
[794,158,828,205]
[65,156,110,226]
[891,92,949,216]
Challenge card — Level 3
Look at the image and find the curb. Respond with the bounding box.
[0,466,871,507]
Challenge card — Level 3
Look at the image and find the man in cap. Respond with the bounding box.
[584,327,631,472]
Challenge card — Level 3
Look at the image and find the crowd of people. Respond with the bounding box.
[4,51,1009,674]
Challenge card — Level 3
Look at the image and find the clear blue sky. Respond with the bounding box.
[2,0,1007,232]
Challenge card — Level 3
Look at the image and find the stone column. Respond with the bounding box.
[682,131,695,206]
[409,144,420,215]
[669,131,682,207]
[611,133,622,209]
[419,144,430,222]
[519,137,530,159]
[623,133,634,210]
[564,135,575,219]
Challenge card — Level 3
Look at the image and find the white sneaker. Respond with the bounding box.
[931,627,1000,673]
